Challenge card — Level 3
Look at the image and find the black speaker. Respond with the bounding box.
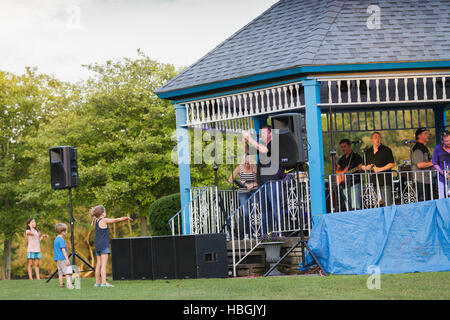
[111,234,228,281]
[111,238,132,280]
[49,146,78,189]
[174,233,228,279]
[174,235,197,279]
[271,113,308,167]
[195,233,228,279]
[131,237,153,280]
[152,236,177,280]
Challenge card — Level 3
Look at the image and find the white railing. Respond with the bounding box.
[319,75,450,106]
[169,186,208,236]
[325,169,450,213]
[189,186,239,236]
[169,186,240,236]
[184,81,304,127]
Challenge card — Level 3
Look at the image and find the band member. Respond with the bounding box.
[243,126,284,234]
[336,139,363,210]
[411,127,436,201]
[432,130,450,199]
[360,132,395,206]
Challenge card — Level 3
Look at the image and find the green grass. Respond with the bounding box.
[1,272,449,300]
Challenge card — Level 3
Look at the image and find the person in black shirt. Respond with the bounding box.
[337,139,363,210]
[361,132,395,206]
[411,127,436,201]
[243,126,284,235]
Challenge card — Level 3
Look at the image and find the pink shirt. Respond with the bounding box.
[26,229,40,253]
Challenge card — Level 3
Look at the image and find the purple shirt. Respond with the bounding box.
[432,144,450,181]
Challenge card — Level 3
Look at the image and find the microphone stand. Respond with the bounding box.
[362,146,377,209]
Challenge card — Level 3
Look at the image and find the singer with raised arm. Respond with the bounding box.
[411,128,436,201]
[242,126,283,234]
[336,139,363,210]
[432,130,450,199]
[360,132,395,206]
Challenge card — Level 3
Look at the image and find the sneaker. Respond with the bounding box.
[100,283,114,288]
[94,283,100,287]
[67,284,75,290]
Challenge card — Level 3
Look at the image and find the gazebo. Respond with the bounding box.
[156,0,450,276]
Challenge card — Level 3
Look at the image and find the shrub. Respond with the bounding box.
[148,193,181,236]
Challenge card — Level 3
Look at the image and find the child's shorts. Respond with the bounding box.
[56,260,72,276]
[95,247,110,256]
[27,252,42,260]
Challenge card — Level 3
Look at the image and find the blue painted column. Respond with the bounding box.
[174,103,192,234]
[433,106,447,144]
[303,79,327,224]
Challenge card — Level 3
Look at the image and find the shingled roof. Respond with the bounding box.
[156,0,450,96]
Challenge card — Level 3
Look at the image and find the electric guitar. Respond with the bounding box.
[336,166,361,185]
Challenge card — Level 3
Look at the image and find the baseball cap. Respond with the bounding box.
[415,127,428,139]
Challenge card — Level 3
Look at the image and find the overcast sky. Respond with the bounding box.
[0,0,278,82]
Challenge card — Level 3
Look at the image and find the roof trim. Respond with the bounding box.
[157,60,450,101]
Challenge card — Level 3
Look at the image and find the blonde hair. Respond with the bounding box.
[55,223,68,235]
[90,205,106,225]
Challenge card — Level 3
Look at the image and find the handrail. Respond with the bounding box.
[168,186,208,235]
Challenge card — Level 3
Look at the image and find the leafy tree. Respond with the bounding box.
[24,51,181,239]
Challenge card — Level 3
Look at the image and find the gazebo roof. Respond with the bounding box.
[156,0,450,98]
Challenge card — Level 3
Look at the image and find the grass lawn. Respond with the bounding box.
[0,271,449,300]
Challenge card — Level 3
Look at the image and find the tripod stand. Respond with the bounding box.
[263,163,328,277]
[46,188,95,282]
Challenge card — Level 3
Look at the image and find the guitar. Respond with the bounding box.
[336,166,361,185]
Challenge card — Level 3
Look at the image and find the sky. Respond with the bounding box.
[0,0,278,83]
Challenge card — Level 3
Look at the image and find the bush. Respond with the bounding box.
[148,193,180,236]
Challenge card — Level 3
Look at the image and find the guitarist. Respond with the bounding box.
[336,139,363,211]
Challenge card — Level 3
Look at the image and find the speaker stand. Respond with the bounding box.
[46,188,95,283]
[263,163,328,277]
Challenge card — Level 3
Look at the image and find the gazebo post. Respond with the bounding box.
[303,79,327,224]
[174,103,192,235]
[433,105,448,144]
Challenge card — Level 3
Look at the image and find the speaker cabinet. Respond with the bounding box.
[111,234,228,281]
[152,236,177,280]
[174,233,228,279]
[271,113,308,167]
[49,146,78,189]
[111,238,132,280]
[174,235,197,279]
[131,237,153,280]
[195,233,228,279]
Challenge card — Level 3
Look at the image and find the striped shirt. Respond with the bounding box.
[239,165,256,193]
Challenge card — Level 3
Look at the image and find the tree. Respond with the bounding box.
[24,51,182,238]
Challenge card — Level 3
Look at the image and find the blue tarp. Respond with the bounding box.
[302,198,450,275]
